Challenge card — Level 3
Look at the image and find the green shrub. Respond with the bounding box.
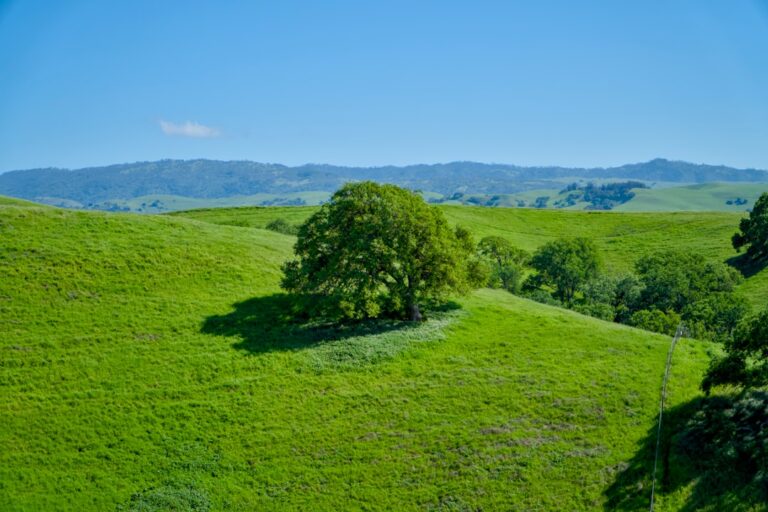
[524,289,562,307]
[118,484,210,512]
[682,293,750,342]
[573,302,615,322]
[629,309,681,336]
[265,218,299,235]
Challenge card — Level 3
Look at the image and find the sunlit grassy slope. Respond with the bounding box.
[120,191,332,212]
[172,205,768,309]
[614,183,767,212]
[1,201,715,510]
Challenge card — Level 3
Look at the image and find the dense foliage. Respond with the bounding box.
[513,240,748,340]
[282,182,473,321]
[529,238,601,304]
[265,218,299,235]
[732,192,768,260]
[672,391,768,506]
[556,181,647,210]
[478,236,529,293]
[702,308,768,392]
[634,251,742,310]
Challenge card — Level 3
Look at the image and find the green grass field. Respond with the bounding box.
[614,183,767,212]
[2,200,746,510]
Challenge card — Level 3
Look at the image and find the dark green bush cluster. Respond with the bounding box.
[627,251,746,339]
[265,218,299,235]
[702,307,768,392]
[511,238,748,341]
[673,391,768,498]
[555,181,647,210]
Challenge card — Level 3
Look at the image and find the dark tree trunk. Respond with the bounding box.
[404,276,422,322]
[407,302,423,322]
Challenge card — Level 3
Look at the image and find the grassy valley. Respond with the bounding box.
[2,199,754,510]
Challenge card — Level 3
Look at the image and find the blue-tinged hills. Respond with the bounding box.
[1,158,766,209]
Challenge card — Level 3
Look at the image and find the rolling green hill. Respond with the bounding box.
[2,159,766,213]
[32,191,333,212]
[0,195,47,207]
[172,205,768,309]
[0,200,733,510]
[614,183,767,212]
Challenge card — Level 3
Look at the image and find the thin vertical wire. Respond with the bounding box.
[649,323,684,511]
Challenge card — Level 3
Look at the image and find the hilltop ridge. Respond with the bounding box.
[1,158,766,212]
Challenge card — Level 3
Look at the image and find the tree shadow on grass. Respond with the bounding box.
[201,293,461,354]
[727,253,768,279]
[605,392,768,511]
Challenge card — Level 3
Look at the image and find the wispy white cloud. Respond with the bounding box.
[159,120,220,138]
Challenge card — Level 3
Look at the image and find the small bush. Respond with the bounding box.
[629,308,681,336]
[524,289,562,307]
[573,302,615,322]
[265,218,299,235]
[118,484,210,512]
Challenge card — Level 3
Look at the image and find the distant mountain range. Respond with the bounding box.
[1,158,766,210]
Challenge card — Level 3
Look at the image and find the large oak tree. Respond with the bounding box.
[281,182,472,321]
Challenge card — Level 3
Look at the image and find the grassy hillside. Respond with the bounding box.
[8,178,765,213]
[0,195,47,207]
[172,205,768,309]
[1,202,719,510]
[40,191,333,212]
[168,204,318,228]
[615,183,767,212]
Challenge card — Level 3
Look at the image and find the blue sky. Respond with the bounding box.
[1,0,767,171]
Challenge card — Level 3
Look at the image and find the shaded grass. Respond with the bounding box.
[607,390,768,512]
[202,293,463,371]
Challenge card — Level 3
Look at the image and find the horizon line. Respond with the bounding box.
[3,157,767,175]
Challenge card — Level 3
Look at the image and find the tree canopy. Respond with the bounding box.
[732,192,768,260]
[281,182,473,321]
[703,308,768,393]
[529,238,601,304]
[478,236,529,292]
[634,250,742,313]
